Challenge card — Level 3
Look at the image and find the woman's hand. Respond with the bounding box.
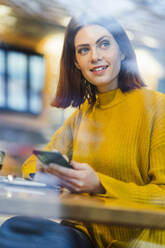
[43,160,105,194]
[34,159,60,186]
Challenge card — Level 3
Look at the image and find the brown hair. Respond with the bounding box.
[52,14,146,108]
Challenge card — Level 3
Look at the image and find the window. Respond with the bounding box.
[157,78,165,94]
[0,45,45,115]
[0,49,5,107]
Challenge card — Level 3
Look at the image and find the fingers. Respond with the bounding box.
[45,162,91,193]
[59,180,77,192]
[70,160,89,170]
[46,163,81,179]
[54,174,84,188]
[59,178,85,193]
[44,160,92,183]
[35,157,96,193]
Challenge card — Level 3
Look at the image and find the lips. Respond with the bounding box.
[90,65,109,75]
[90,65,108,72]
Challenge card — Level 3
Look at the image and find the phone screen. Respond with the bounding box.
[33,150,72,169]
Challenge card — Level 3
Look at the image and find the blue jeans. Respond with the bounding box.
[0,216,95,248]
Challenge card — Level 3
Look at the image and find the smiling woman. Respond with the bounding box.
[74,25,122,92]
[16,12,165,248]
[51,14,145,108]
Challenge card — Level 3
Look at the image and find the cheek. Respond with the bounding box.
[116,57,121,70]
[76,57,85,70]
[76,53,90,70]
[111,51,121,71]
[77,60,89,75]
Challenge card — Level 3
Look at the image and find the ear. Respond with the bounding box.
[120,53,125,61]
[74,60,81,70]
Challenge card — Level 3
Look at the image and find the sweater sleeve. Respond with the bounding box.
[97,94,165,204]
[22,108,81,178]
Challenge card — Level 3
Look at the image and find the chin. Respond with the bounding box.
[91,81,111,87]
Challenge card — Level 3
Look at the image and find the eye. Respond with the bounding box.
[99,40,110,49]
[77,47,89,55]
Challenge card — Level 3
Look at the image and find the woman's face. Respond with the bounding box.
[74,25,122,93]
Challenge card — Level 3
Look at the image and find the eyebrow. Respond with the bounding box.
[75,35,111,49]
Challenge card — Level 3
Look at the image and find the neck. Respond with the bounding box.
[97,78,118,93]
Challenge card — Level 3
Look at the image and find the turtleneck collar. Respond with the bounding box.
[96,88,125,109]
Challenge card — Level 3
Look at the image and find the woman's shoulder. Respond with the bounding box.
[63,99,91,126]
[137,87,165,97]
[120,87,165,116]
[79,99,93,113]
[125,87,165,105]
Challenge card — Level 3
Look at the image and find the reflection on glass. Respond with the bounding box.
[157,78,165,94]
[0,49,5,106]
[7,51,27,110]
[29,55,45,114]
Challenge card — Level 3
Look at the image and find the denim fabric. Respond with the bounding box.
[0,216,94,248]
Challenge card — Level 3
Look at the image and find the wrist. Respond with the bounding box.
[93,182,106,194]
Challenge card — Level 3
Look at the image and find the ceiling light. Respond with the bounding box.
[0,5,11,16]
[0,16,17,26]
[58,16,71,27]
[38,33,64,54]
[142,36,159,48]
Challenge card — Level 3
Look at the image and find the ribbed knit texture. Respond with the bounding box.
[22,87,165,248]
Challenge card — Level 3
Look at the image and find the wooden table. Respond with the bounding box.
[0,179,165,229]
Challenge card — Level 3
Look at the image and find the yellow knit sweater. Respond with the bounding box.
[22,87,165,248]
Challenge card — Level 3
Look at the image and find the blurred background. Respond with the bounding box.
[0,0,165,176]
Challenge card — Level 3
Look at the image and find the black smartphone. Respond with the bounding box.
[33,150,72,169]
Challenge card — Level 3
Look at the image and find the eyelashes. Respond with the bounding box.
[99,40,110,48]
[76,39,111,55]
[77,47,89,55]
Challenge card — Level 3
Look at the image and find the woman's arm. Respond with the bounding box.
[44,160,105,194]
[22,108,82,179]
[43,94,165,200]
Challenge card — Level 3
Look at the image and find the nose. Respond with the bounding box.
[90,47,102,63]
